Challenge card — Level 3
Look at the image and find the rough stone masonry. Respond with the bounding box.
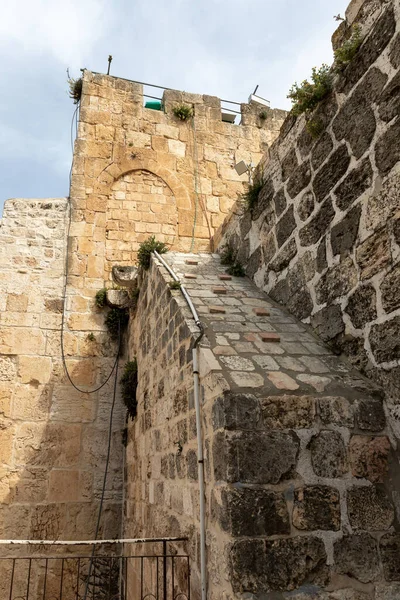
[0,0,400,597]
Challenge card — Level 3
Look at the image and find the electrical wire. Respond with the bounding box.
[63,97,124,597]
[82,323,121,600]
[62,100,121,395]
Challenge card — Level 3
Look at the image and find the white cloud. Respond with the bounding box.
[0,0,109,65]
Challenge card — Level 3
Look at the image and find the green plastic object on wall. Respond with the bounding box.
[145,100,162,111]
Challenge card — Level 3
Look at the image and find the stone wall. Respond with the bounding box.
[126,251,400,599]
[217,0,400,411]
[74,69,286,275]
[0,198,124,542]
[0,71,285,546]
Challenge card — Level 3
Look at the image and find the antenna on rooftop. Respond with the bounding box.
[107,55,113,75]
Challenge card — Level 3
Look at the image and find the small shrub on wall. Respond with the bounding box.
[120,360,138,419]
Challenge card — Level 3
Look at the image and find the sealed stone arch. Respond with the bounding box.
[105,168,178,272]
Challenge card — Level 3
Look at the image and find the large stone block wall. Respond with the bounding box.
[217,0,400,411]
[73,69,286,277]
[126,251,400,599]
[0,198,124,542]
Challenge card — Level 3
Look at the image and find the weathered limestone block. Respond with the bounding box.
[230,536,327,593]
[297,191,315,221]
[309,430,348,478]
[286,160,312,199]
[349,435,391,482]
[299,197,335,246]
[273,187,287,217]
[276,205,296,247]
[311,132,334,171]
[334,157,373,212]
[213,430,299,484]
[345,284,377,329]
[356,229,391,280]
[369,317,400,363]
[292,485,340,531]
[313,145,351,202]
[375,119,400,176]
[330,204,361,257]
[261,395,315,429]
[218,487,290,536]
[311,305,345,341]
[381,265,400,313]
[380,533,400,581]
[319,397,354,427]
[334,533,380,583]
[347,485,394,530]
[281,148,298,181]
[316,258,358,304]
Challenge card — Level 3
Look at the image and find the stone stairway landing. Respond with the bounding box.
[166,252,383,403]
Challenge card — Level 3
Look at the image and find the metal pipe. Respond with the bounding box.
[152,251,207,600]
[193,346,207,600]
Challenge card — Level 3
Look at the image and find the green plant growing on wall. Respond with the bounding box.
[169,280,181,290]
[288,64,333,116]
[334,24,363,71]
[172,104,193,121]
[120,360,138,419]
[220,245,245,277]
[105,308,129,339]
[306,117,325,139]
[67,73,83,104]
[95,288,108,308]
[138,236,168,270]
[243,177,264,213]
[227,262,245,277]
[87,332,96,342]
[259,111,268,120]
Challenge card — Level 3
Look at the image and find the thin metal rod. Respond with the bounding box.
[60,558,64,599]
[141,556,144,599]
[43,558,48,600]
[0,537,188,546]
[89,69,243,106]
[163,541,167,600]
[75,558,80,600]
[144,94,163,101]
[8,559,15,600]
[26,558,32,599]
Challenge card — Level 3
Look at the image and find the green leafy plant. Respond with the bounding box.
[87,332,96,342]
[227,262,245,277]
[288,64,333,116]
[105,308,129,339]
[220,245,245,277]
[137,236,168,270]
[259,110,268,120]
[67,75,83,104]
[334,24,363,71]
[220,246,236,266]
[95,288,108,309]
[120,360,138,419]
[172,104,193,121]
[306,117,325,139]
[243,177,264,213]
[169,280,181,290]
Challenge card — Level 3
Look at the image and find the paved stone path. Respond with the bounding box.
[166,252,383,400]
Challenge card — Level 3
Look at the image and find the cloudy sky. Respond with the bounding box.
[0,0,348,213]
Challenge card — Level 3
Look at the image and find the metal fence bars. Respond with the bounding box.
[0,538,190,600]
